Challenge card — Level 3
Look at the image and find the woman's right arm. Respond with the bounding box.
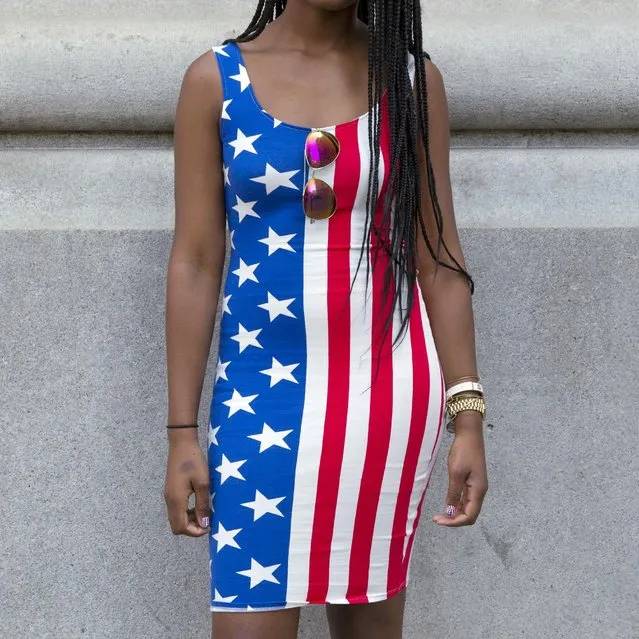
[164,51,226,537]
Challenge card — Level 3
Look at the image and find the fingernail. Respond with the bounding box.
[445,505,456,517]
[201,516,210,528]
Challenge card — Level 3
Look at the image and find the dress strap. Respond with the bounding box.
[407,50,432,90]
[408,51,417,89]
[211,41,246,103]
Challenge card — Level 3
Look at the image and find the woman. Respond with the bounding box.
[164,1,488,637]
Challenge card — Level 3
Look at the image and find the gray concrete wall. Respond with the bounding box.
[1,2,638,638]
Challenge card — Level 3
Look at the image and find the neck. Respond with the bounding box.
[268,1,362,53]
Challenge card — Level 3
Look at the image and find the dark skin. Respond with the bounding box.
[165,1,488,637]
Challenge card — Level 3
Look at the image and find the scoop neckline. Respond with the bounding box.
[230,41,382,133]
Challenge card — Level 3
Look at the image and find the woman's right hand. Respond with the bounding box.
[163,431,211,537]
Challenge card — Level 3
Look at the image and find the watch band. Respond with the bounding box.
[446,381,484,401]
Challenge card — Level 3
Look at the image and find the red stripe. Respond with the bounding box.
[386,287,431,591]
[346,99,393,603]
[306,121,361,602]
[400,366,445,582]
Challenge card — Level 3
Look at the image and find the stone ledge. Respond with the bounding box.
[1,147,637,229]
[4,0,638,21]
[2,130,639,150]
[1,14,638,131]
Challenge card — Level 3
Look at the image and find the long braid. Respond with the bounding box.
[412,3,473,288]
[226,0,286,44]
[228,0,475,356]
[362,0,475,355]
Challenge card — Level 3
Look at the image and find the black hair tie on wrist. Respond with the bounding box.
[166,423,199,429]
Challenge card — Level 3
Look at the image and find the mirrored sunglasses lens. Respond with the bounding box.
[305,131,339,169]
[303,178,336,220]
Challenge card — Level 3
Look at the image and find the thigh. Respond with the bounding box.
[325,590,406,639]
[212,608,301,639]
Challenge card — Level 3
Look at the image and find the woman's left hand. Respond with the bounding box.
[432,411,488,527]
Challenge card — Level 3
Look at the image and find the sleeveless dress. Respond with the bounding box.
[207,41,446,612]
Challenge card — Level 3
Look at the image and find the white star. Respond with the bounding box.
[237,558,281,588]
[260,357,299,387]
[216,359,230,381]
[262,109,282,128]
[223,165,230,186]
[215,453,247,484]
[230,64,251,92]
[222,389,258,417]
[222,294,232,314]
[212,45,230,58]
[258,227,296,255]
[229,230,235,250]
[232,195,260,222]
[214,589,237,603]
[229,128,261,159]
[213,522,242,551]
[247,423,293,452]
[231,323,263,353]
[251,163,300,195]
[221,99,232,120]
[208,423,220,446]
[241,489,285,521]
[257,292,296,322]
[232,258,259,287]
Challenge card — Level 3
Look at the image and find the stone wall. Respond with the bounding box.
[1,2,637,637]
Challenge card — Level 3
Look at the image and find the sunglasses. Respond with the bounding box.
[303,129,340,221]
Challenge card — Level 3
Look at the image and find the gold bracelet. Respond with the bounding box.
[446,391,484,413]
[447,390,484,401]
[446,396,486,420]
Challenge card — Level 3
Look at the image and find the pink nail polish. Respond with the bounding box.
[201,516,210,528]
[445,505,456,517]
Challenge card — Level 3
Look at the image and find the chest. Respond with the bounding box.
[238,48,371,130]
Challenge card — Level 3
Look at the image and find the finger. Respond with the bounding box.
[181,507,209,538]
[193,478,211,529]
[166,493,191,535]
[459,489,469,515]
[433,484,486,527]
[459,483,486,524]
[166,490,206,538]
[432,511,473,527]
[442,471,466,518]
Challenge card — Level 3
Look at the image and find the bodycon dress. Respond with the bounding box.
[207,41,446,612]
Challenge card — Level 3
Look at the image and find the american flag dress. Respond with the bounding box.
[208,41,446,612]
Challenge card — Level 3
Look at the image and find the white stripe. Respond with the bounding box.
[365,119,415,596]
[402,294,446,563]
[285,127,336,604]
[325,116,374,602]
[366,310,414,598]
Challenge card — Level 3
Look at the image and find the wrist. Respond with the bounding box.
[450,411,484,436]
[166,423,200,444]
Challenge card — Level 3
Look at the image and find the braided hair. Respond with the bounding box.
[225,0,474,350]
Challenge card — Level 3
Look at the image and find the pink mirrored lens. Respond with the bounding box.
[303,178,336,220]
[305,130,340,169]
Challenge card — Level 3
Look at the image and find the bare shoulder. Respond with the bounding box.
[421,55,449,115]
[413,54,452,177]
[175,49,224,120]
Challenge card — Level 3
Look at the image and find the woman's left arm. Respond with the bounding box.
[414,58,488,527]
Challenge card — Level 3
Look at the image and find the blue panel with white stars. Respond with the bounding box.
[208,41,311,609]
